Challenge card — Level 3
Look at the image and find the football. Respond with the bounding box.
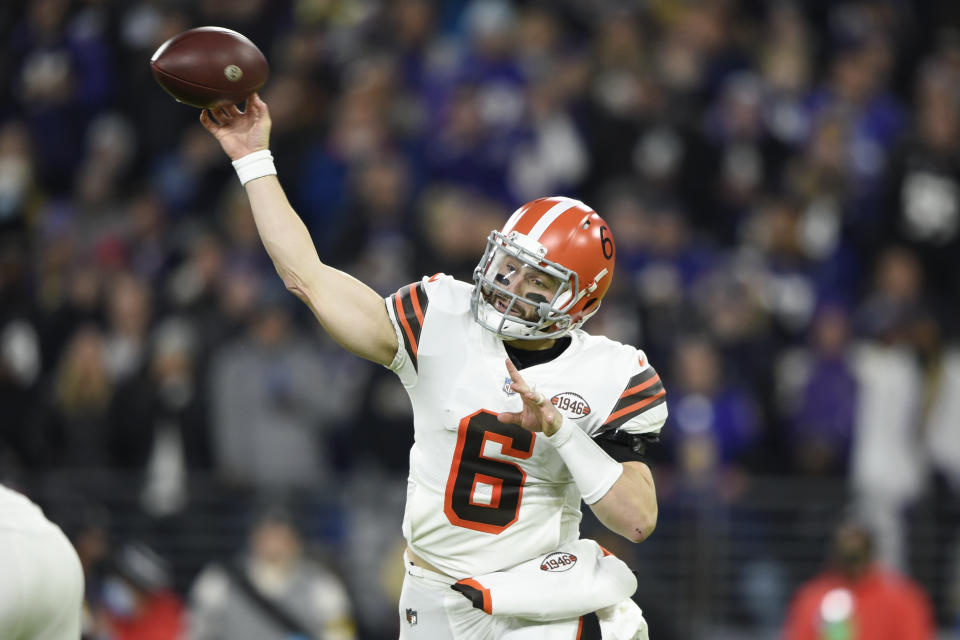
[150,26,269,109]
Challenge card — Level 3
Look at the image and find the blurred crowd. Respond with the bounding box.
[2,0,960,637]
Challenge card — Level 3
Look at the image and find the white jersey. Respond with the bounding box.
[385,275,667,578]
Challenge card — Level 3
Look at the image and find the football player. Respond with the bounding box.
[202,95,665,639]
[0,484,85,640]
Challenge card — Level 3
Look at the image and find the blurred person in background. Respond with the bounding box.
[0,315,42,469]
[56,499,112,640]
[804,9,905,225]
[102,271,153,384]
[782,517,934,640]
[208,282,356,490]
[879,51,960,303]
[850,247,929,572]
[108,316,211,517]
[0,483,84,640]
[666,335,761,488]
[924,335,960,514]
[627,200,717,367]
[703,72,790,243]
[189,503,356,640]
[94,540,185,640]
[776,304,858,476]
[6,0,114,196]
[325,151,418,278]
[34,255,104,377]
[31,324,115,469]
[0,119,36,231]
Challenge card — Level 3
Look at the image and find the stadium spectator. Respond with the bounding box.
[669,335,761,484]
[208,283,356,490]
[777,304,858,476]
[95,541,185,640]
[189,503,356,640]
[102,272,153,384]
[108,316,211,517]
[782,518,934,640]
[31,325,115,469]
[850,248,929,571]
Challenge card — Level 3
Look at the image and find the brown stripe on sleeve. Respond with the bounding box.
[390,281,429,371]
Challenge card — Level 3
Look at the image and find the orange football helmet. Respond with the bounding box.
[472,196,616,340]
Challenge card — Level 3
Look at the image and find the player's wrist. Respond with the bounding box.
[546,418,623,504]
[232,149,276,185]
[545,415,575,444]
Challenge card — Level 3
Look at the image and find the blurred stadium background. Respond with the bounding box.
[2,0,960,638]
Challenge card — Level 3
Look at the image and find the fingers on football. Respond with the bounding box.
[199,109,218,130]
[216,106,232,121]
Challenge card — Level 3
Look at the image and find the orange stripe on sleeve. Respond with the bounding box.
[394,293,418,358]
[603,389,667,425]
[409,283,424,326]
[619,374,661,399]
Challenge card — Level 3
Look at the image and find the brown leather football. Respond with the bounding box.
[150,27,268,109]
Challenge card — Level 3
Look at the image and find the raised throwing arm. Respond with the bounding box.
[200,95,398,365]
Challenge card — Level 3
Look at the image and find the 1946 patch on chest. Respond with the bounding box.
[550,392,591,418]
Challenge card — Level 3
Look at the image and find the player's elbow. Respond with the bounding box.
[279,270,315,307]
[278,267,304,294]
[619,500,657,543]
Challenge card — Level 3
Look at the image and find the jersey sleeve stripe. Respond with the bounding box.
[619,373,661,399]
[602,364,667,429]
[409,283,425,325]
[602,390,667,428]
[391,282,430,371]
[610,378,664,415]
[393,293,418,361]
[620,367,656,389]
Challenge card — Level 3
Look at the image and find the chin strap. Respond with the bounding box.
[569,267,609,306]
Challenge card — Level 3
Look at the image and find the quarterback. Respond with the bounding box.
[202,95,665,640]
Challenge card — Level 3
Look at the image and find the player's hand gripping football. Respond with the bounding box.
[497,358,564,437]
[199,93,271,162]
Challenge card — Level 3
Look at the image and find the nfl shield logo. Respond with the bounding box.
[406,608,418,626]
[503,377,516,396]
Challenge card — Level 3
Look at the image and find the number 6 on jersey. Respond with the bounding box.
[443,411,536,533]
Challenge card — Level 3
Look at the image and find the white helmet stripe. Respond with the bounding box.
[526,197,586,241]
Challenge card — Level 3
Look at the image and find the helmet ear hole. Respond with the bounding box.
[583,298,599,313]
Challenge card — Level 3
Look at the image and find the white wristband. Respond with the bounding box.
[547,418,623,504]
[231,149,277,185]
